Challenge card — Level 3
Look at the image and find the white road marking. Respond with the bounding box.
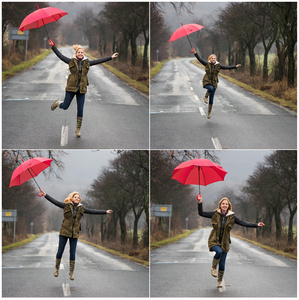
[211,137,222,149]
[194,95,199,101]
[152,261,179,264]
[4,98,29,101]
[62,283,71,297]
[199,107,205,115]
[60,125,68,147]
[190,87,193,91]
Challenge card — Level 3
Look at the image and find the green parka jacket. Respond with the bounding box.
[45,194,108,239]
[194,53,238,89]
[51,46,112,94]
[208,209,235,252]
[198,202,258,253]
[60,202,84,238]
[66,58,90,94]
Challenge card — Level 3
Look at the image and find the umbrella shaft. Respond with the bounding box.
[27,168,41,190]
[186,35,193,48]
[41,19,50,40]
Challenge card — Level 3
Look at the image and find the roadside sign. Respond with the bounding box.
[9,28,29,41]
[2,209,17,242]
[151,204,172,237]
[151,204,172,217]
[2,209,17,222]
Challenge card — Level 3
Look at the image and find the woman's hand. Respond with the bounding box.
[112,53,119,59]
[258,222,265,227]
[236,64,241,68]
[190,47,196,54]
[106,209,113,213]
[196,194,202,203]
[40,190,46,197]
[48,39,55,47]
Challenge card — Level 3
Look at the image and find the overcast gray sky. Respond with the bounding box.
[38,150,117,202]
[162,2,229,32]
[196,150,274,203]
[36,149,274,205]
[170,149,274,204]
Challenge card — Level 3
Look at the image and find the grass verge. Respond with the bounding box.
[150,59,169,79]
[79,239,149,267]
[85,52,149,96]
[2,50,52,82]
[191,59,297,112]
[150,229,197,250]
[231,233,297,260]
[2,233,43,253]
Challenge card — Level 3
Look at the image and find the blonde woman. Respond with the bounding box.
[197,194,264,288]
[190,48,241,119]
[48,40,118,137]
[41,190,113,280]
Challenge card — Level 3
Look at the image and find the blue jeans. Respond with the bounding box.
[211,245,227,271]
[60,91,85,118]
[204,84,216,105]
[56,235,78,261]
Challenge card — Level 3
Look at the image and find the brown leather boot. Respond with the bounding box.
[207,104,213,119]
[51,99,62,111]
[54,258,61,277]
[211,258,219,277]
[75,117,82,137]
[217,270,224,288]
[204,91,210,104]
[69,260,75,280]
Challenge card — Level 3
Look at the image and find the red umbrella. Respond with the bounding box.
[169,23,204,49]
[171,158,227,193]
[19,5,68,40]
[9,157,53,196]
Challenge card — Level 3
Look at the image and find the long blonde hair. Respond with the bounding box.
[73,44,83,54]
[64,191,82,204]
[217,197,232,211]
[208,54,217,61]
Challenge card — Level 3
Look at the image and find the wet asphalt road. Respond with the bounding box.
[150,228,297,297]
[2,46,149,149]
[2,232,149,297]
[150,58,297,149]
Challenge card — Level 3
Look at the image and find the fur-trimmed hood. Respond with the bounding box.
[215,209,234,217]
[72,54,88,61]
[71,202,83,207]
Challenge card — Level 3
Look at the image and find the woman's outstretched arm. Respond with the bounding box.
[191,48,207,66]
[49,40,71,64]
[84,207,113,214]
[234,216,265,227]
[219,63,241,70]
[41,191,66,209]
[197,194,214,218]
[89,53,118,66]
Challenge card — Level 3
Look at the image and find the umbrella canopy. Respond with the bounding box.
[9,157,53,190]
[169,23,204,48]
[171,158,227,192]
[19,6,68,39]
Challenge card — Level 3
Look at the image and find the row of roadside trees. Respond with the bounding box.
[2,2,149,70]
[151,2,296,87]
[151,150,296,249]
[2,150,149,253]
